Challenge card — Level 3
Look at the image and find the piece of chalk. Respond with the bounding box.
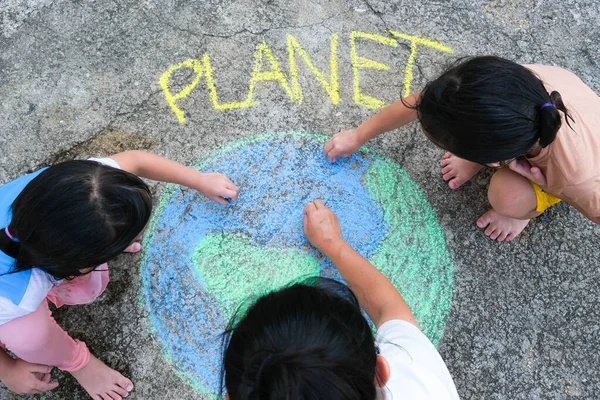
[223,197,232,203]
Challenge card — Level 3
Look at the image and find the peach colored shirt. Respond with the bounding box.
[525,65,600,223]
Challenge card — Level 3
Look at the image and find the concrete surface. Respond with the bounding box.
[1,0,599,399]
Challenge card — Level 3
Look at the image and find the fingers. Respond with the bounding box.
[325,147,337,163]
[323,139,334,156]
[226,185,240,201]
[222,188,239,201]
[303,201,317,215]
[34,378,59,392]
[213,197,229,205]
[29,363,53,374]
[313,199,324,209]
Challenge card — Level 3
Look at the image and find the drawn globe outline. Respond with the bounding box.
[139,132,453,397]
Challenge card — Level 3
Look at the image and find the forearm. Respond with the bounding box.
[324,240,416,328]
[110,151,204,190]
[355,93,420,144]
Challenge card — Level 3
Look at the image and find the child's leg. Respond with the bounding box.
[0,299,89,371]
[440,152,484,189]
[0,299,133,399]
[476,167,541,241]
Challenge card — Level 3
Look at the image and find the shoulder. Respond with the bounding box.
[376,320,460,400]
[523,64,581,83]
[0,268,54,325]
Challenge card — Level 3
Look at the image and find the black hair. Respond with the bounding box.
[0,160,152,280]
[412,56,574,164]
[221,277,379,400]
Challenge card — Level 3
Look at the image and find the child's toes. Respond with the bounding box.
[112,384,129,397]
[442,171,454,181]
[443,152,452,159]
[484,225,496,237]
[448,179,461,190]
[490,229,502,240]
[506,232,517,241]
[117,376,133,393]
[497,231,509,242]
[107,392,122,400]
[441,166,452,174]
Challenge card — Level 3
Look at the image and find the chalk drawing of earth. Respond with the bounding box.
[140,132,453,397]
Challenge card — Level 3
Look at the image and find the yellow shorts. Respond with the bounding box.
[531,182,561,213]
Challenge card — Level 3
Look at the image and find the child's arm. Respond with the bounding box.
[109,151,239,205]
[0,349,58,394]
[303,199,417,329]
[324,93,420,163]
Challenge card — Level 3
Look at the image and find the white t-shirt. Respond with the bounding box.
[375,320,460,400]
[0,157,120,325]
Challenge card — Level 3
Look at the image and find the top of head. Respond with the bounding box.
[416,56,564,165]
[5,160,152,279]
[223,278,379,400]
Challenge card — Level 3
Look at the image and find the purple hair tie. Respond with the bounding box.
[4,227,14,240]
[540,102,556,110]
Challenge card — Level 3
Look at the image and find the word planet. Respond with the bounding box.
[140,132,453,397]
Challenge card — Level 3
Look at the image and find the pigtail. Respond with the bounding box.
[0,227,20,259]
[538,90,575,148]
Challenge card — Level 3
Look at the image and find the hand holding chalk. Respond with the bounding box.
[195,172,239,205]
[324,129,363,163]
[303,199,344,256]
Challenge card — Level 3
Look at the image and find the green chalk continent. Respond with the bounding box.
[192,233,320,320]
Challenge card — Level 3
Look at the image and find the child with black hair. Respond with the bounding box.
[325,56,600,241]
[0,151,239,399]
[221,199,459,400]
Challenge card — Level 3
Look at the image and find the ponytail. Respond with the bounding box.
[538,90,574,148]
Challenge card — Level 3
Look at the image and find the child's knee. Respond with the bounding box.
[488,168,536,216]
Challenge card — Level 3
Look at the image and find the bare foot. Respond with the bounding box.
[70,355,133,400]
[440,152,484,189]
[476,209,530,241]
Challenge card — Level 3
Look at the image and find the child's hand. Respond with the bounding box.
[303,200,345,256]
[324,130,363,163]
[508,157,547,186]
[1,359,58,395]
[196,173,240,205]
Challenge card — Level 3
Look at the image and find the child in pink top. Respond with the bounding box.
[0,152,239,399]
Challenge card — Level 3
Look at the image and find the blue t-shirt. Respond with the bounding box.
[0,168,58,324]
[0,169,47,302]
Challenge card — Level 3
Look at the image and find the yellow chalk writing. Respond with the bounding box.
[350,31,398,109]
[159,30,456,121]
[202,54,256,111]
[159,59,204,124]
[287,34,340,105]
[389,31,454,97]
[246,41,294,104]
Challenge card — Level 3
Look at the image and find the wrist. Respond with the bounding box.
[354,126,372,144]
[320,237,348,259]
